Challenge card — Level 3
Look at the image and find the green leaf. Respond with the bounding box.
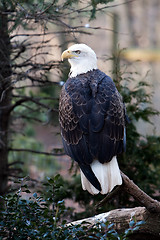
[33,192,37,198]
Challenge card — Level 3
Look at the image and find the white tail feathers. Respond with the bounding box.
[80,156,122,195]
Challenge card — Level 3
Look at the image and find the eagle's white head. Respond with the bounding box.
[61,44,98,78]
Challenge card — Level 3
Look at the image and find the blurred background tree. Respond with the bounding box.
[0,0,160,223]
[0,0,109,194]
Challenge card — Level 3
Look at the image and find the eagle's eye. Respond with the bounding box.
[74,50,81,54]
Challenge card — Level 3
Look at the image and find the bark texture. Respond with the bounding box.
[69,207,160,240]
[68,172,160,239]
[121,171,160,213]
[0,4,12,194]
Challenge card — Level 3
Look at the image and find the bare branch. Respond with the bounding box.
[36,1,57,16]
[8,148,65,156]
[95,185,122,210]
[7,161,23,167]
[96,171,160,214]
[7,96,59,113]
[121,171,160,213]
[13,80,61,89]
[12,94,59,101]
[14,115,44,123]
[10,29,91,40]
[68,207,160,239]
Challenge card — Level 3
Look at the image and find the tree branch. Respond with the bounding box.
[95,185,122,210]
[121,171,160,213]
[7,96,58,113]
[8,148,65,156]
[12,94,59,101]
[68,172,160,239]
[14,115,44,123]
[7,161,23,167]
[96,171,160,214]
[68,207,160,240]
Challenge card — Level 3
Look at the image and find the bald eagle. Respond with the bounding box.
[59,44,127,195]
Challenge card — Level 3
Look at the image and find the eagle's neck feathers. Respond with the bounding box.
[69,56,97,78]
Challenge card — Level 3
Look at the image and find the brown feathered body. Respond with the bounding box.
[59,69,126,194]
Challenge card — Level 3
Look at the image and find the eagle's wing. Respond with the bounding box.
[89,76,125,163]
[59,82,102,191]
[59,84,92,163]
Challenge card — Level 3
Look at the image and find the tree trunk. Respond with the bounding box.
[0,3,12,194]
[68,207,160,240]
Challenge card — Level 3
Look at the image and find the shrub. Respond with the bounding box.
[0,176,144,239]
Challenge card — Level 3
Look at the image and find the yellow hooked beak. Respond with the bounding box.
[61,50,78,61]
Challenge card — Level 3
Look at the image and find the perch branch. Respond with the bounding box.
[68,207,160,240]
[121,171,160,213]
[96,171,160,214]
[95,185,122,210]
